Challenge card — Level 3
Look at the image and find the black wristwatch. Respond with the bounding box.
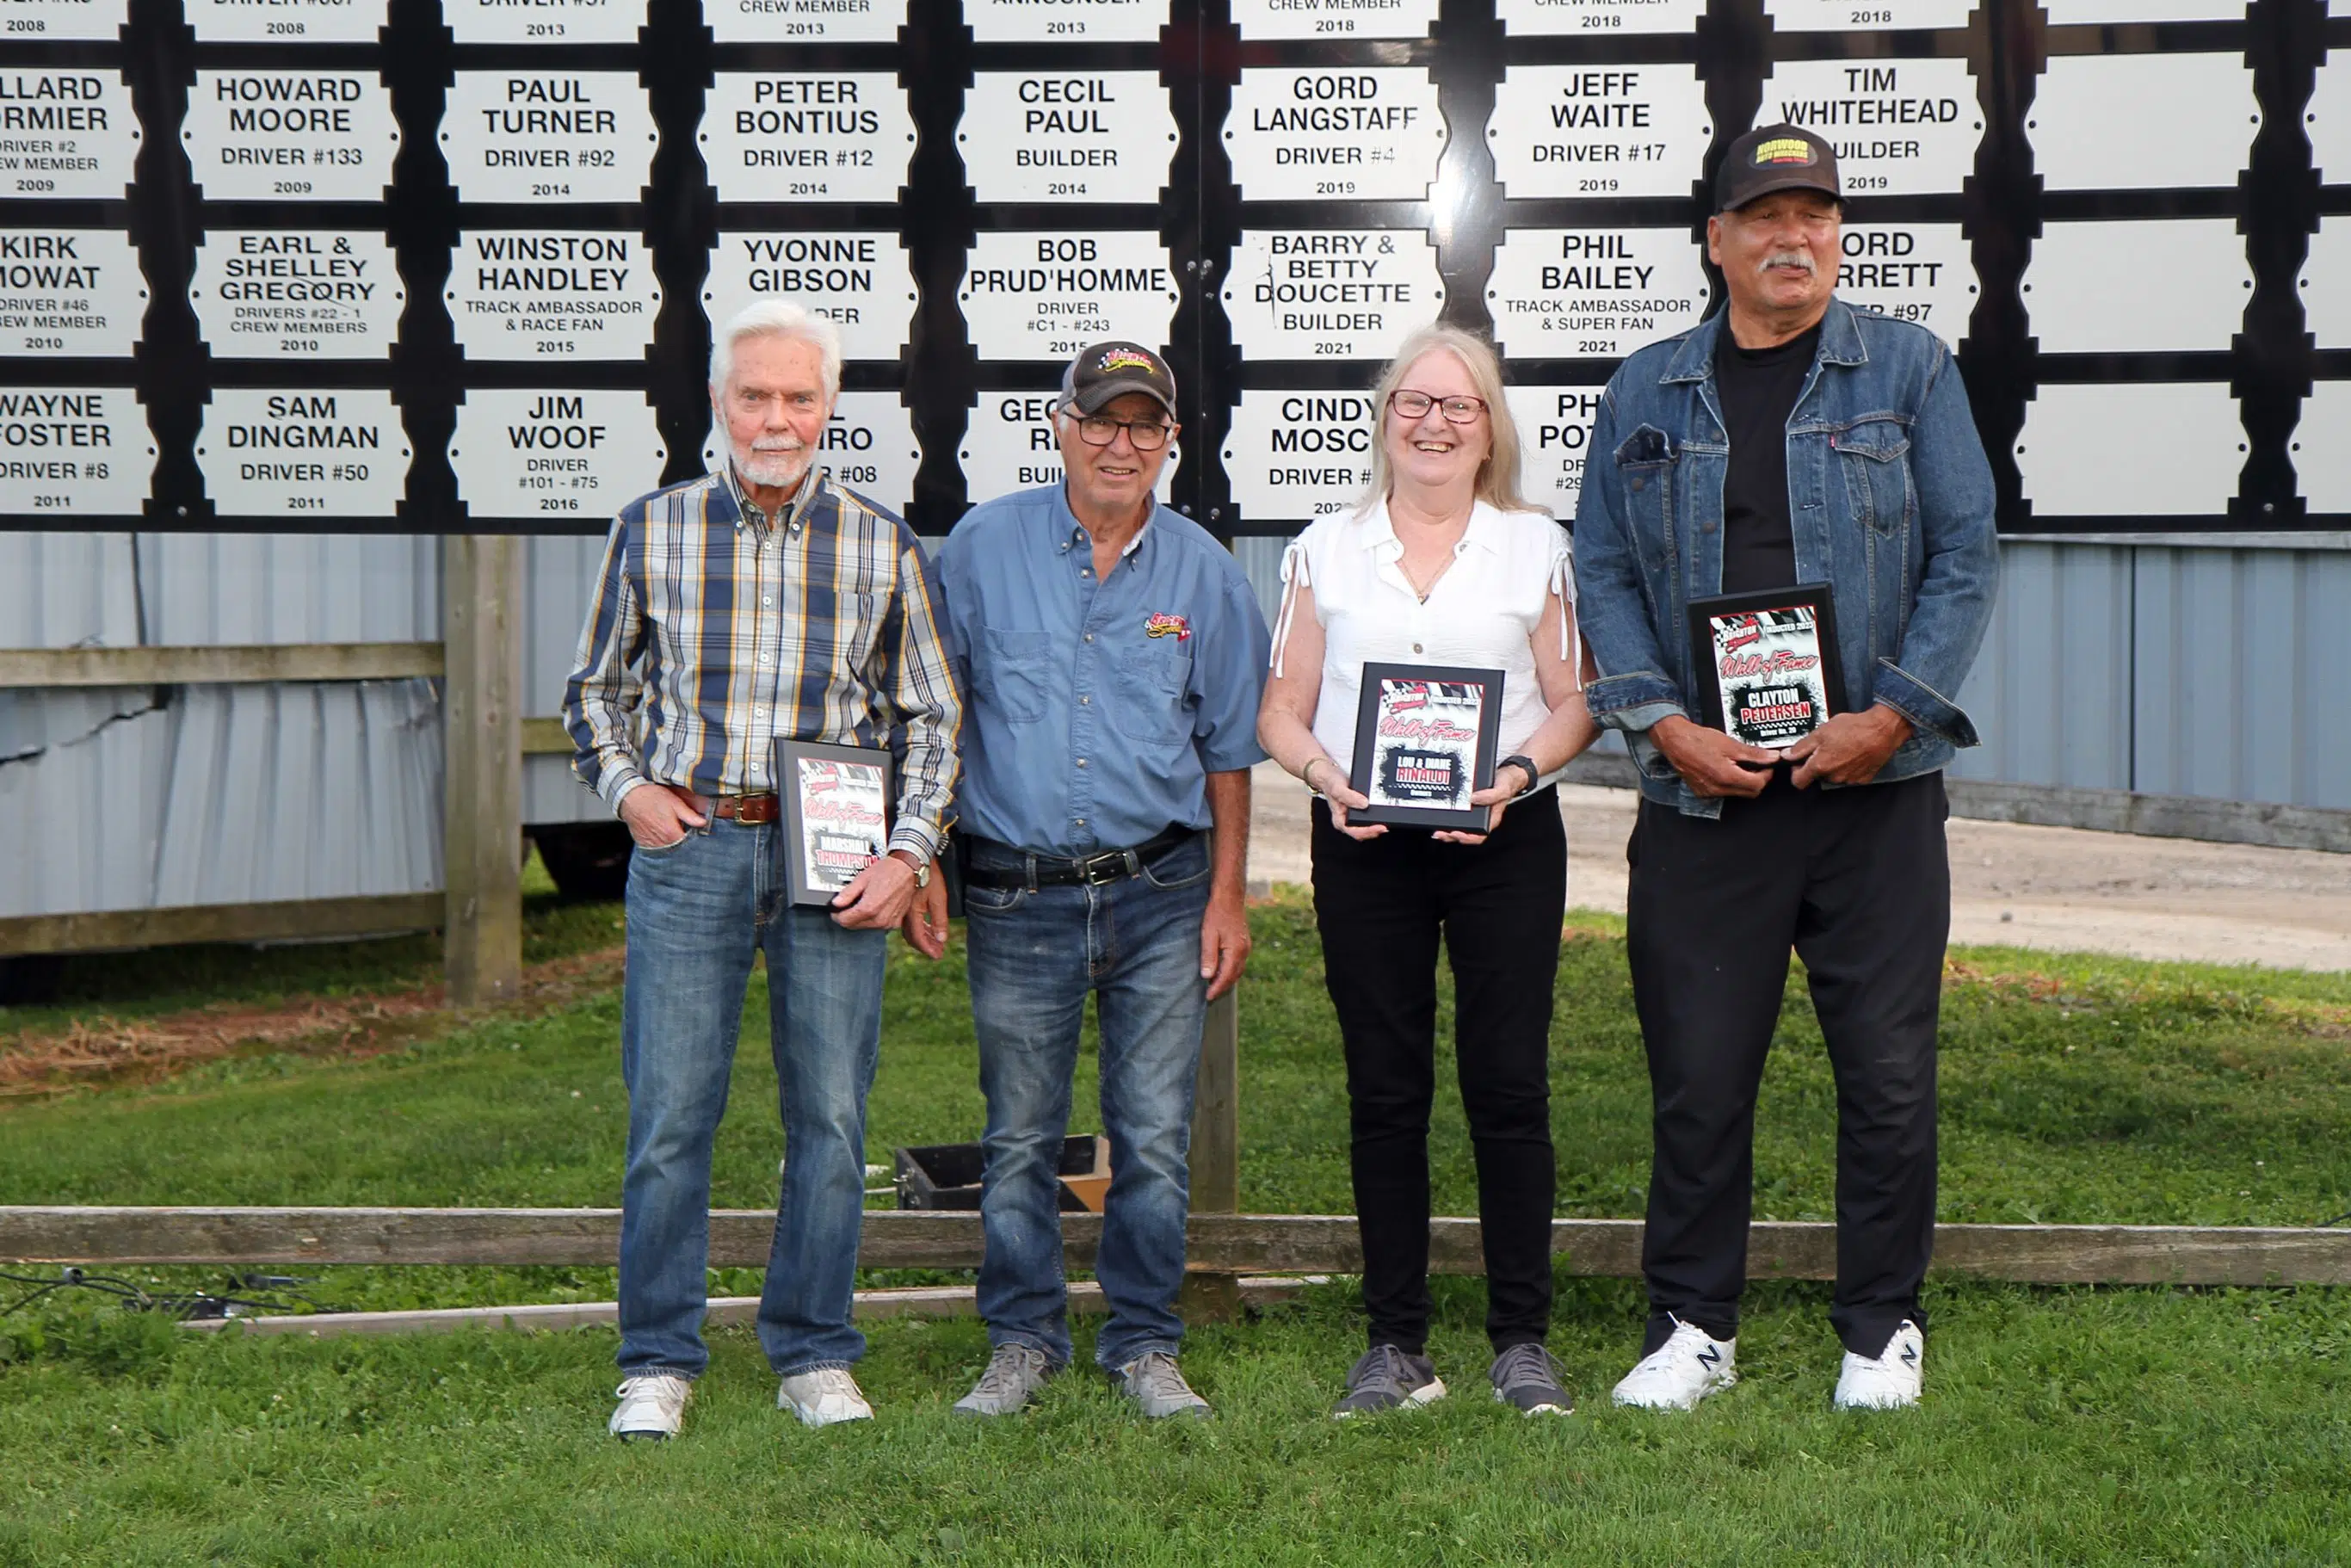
[1496,755,1540,798]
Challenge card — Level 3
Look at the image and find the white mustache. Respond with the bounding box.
[1759,250,1817,275]
[750,434,805,454]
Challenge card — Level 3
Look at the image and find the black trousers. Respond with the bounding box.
[1626,769,1949,1361]
[1311,787,1565,1355]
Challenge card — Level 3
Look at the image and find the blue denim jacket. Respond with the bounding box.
[1570,299,2001,818]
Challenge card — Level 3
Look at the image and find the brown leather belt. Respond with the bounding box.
[709,793,780,824]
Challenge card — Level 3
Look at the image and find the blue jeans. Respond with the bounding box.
[961,832,1213,1372]
[615,816,885,1379]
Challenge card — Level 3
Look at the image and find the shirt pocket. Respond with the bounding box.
[1108,639,1192,742]
[977,627,1055,724]
[1832,418,1914,535]
[1612,423,1678,567]
[832,590,890,672]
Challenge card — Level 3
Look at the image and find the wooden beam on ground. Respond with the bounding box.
[443,536,523,1006]
[0,894,444,959]
[0,642,444,689]
[185,1277,1324,1341]
[14,1207,2351,1287]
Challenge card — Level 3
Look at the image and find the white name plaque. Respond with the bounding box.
[186,0,386,41]
[2030,54,2256,191]
[0,228,143,357]
[447,231,661,361]
[453,390,666,523]
[966,0,1166,41]
[1497,0,1702,34]
[191,231,404,360]
[1223,229,1443,361]
[960,231,1177,362]
[187,71,397,202]
[198,388,409,520]
[705,232,916,362]
[1488,65,1710,200]
[1234,0,1435,37]
[1486,228,1708,360]
[1758,59,1981,196]
[701,73,914,206]
[447,0,648,44]
[0,0,128,40]
[1764,0,1974,32]
[2025,219,2249,355]
[960,73,1177,204]
[0,72,138,201]
[2018,383,2241,518]
[1222,388,1373,524]
[1225,69,1447,203]
[0,386,151,516]
[443,73,657,204]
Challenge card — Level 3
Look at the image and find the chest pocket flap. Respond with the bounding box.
[1832,418,1913,534]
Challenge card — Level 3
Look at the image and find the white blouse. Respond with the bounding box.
[1274,497,1575,780]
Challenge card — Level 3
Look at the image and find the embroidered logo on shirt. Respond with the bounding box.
[1144,612,1191,641]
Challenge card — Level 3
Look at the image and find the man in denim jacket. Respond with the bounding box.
[1572,125,1999,1413]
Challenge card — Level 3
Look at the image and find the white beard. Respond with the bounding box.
[734,439,811,491]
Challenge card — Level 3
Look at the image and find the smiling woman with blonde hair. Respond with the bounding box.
[1256,323,1599,1420]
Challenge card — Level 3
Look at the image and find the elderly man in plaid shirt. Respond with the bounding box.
[564,300,961,1441]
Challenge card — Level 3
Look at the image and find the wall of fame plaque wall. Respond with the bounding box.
[2,0,2346,536]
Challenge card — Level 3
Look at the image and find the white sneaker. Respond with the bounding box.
[608,1373,692,1440]
[1610,1318,1737,1411]
[778,1366,873,1428]
[1834,1320,1924,1410]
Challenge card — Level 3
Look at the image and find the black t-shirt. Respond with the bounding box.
[1714,324,1820,596]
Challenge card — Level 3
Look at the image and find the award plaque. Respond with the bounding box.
[1347,663,1504,830]
[775,738,894,907]
[1686,584,1847,750]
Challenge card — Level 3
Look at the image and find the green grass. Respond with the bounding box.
[3,898,2350,1561]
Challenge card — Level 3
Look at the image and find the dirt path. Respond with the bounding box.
[1248,762,2351,972]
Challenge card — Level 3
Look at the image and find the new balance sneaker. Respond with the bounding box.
[608,1372,692,1441]
[1116,1351,1213,1420]
[1332,1344,1447,1419]
[1833,1320,1924,1410]
[1489,1343,1573,1417]
[953,1343,1059,1417]
[778,1366,873,1428]
[1610,1318,1737,1411]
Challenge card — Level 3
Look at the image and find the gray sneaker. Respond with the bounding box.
[953,1343,1058,1417]
[1116,1351,1212,1420]
[1333,1344,1447,1419]
[1490,1342,1573,1416]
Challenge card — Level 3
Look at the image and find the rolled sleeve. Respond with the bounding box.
[1193,566,1273,773]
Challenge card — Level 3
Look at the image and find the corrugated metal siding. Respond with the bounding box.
[1949,540,2135,792]
[522,534,611,826]
[136,533,439,645]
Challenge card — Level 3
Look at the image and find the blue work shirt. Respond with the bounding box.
[937,485,1271,857]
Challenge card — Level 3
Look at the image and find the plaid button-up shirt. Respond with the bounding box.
[562,464,961,863]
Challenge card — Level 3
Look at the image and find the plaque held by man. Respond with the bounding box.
[1684,583,1848,750]
[773,738,894,907]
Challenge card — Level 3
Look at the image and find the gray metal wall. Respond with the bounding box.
[1,528,2341,925]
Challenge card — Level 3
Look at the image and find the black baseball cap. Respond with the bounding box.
[1716,124,1842,213]
[1059,341,1178,421]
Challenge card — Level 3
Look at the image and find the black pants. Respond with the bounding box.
[1311,787,1565,1355]
[1626,769,1948,1361]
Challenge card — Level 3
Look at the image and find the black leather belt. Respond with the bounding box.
[960,826,1198,890]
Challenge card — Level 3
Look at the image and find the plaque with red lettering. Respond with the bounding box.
[1348,663,1504,830]
[1686,584,1847,750]
[774,738,894,907]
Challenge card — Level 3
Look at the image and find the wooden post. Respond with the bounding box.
[1181,985,1244,1322]
[443,535,523,1005]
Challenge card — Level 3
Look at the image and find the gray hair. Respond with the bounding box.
[708,299,842,400]
[1363,324,1540,515]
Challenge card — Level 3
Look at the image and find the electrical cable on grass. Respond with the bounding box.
[0,1267,346,1320]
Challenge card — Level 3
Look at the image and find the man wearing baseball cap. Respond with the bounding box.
[1573,125,2000,1410]
[927,343,1270,1420]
